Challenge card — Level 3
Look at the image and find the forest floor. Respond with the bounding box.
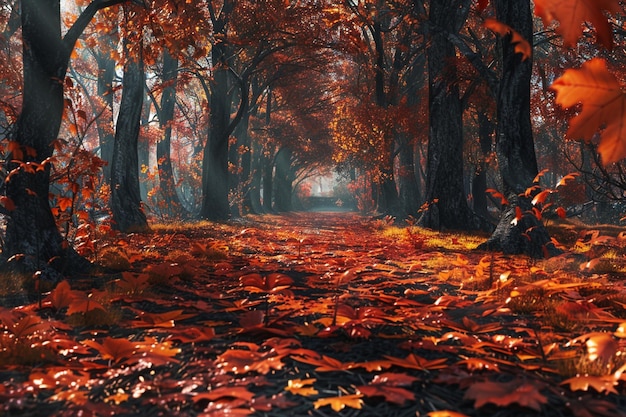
[1,211,626,417]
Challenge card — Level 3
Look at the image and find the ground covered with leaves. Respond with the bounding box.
[1,212,626,417]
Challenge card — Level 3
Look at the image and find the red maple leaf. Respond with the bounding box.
[356,373,418,405]
[484,19,531,60]
[463,377,548,411]
[551,58,626,165]
[534,0,621,48]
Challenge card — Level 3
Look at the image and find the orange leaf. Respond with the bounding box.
[557,172,580,187]
[82,337,136,364]
[47,280,75,310]
[476,0,489,12]
[484,19,531,60]
[356,373,418,405]
[10,314,51,338]
[568,332,618,363]
[561,375,619,394]
[166,327,215,343]
[193,386,255,403]
[240,272,293,293]
[556,206,567,218]
[57,196,73,212]
[382,353,448,371]
[0,196,15,211]
[464,378,547,411]
[284,378,318,396]
[551,58,626,165]
[486,188,508,205]
[534,0,620,48]
[292,353,354,372]
[531,190,552,206]
[138,309,196,328]
[313,394,364,412]
[428,411,471,417]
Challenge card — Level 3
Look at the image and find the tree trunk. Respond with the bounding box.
[156,49,183,217]
[274,147,293,212]
[472,111,495,221]
[199,43,231,221]
[248,139,264,213]
[397,136,421,217]
[110,28,149,233]
[262,149,274,212]
[3,0,125,276]
[422,0,477,230]
[94,34,116,180]
[478,0,558,257]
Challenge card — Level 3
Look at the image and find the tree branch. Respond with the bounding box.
[63,0,128,53]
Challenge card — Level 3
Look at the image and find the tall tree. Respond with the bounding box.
[154,49,184,217]
[109,7,149,232]
[420,0,479,230]
[478,0,557,257]
[3,0,127,276]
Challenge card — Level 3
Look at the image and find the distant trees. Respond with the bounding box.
[3,0,626,276]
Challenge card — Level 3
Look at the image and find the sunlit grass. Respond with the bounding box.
[378,225,485,250]
[150,220,217,232]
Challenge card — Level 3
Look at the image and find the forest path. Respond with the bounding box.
[1,212,626,417]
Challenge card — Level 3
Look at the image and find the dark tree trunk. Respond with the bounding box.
[472,111,495,221]
[378,169,402,217]
[422,0,477,230]
[94,34,116,180]
[3,0,125,276]
[110,29,149,233]
[248,139,264,213]
[200,42,232,221]
[478,0,558,257]
[137,89,151,201]
[398,137,421,217]
[156,49,183,217]
[401,53,427,217]
[274,147,293,212]
[262,149,274,212]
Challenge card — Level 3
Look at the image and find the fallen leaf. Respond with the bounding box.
[383,353,448,371]
[284,378,318,396]
[313,394,364,412]
[464,378,548,411]
[82,337,136,364]
[561,374,619,394]
[356,373,418,405]
[428,411,471,417]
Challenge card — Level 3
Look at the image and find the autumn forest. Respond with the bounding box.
[1,0,626,416]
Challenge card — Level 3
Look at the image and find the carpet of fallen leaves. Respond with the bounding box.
[1,212,626,417]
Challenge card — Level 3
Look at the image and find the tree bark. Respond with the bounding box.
[472,111,495,221]
[478,0,558,257]
[274,147,293,212]
[248,139,264,213]
[199,42,232,221]
[110,27,149,233]
[422,0,477,230]
[156,49,183,217]
[262,148,274,212]
[3,0,126,276]
[397,136,421,217]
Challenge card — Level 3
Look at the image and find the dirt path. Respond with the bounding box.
[1,212,625,416]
